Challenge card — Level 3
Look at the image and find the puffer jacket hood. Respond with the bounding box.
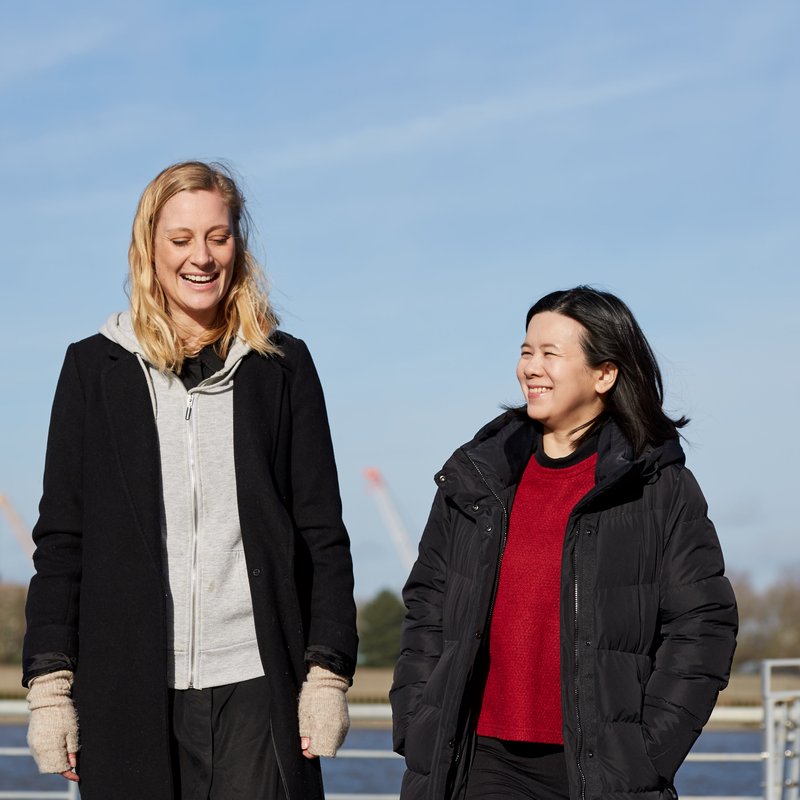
[438,410,685,509]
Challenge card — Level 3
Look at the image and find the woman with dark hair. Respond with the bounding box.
[391,286,737,800]
[23,161,358,799]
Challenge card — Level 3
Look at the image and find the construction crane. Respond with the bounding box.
[0,493,34,560]
[362,467,417,572]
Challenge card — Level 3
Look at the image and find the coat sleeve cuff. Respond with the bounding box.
[22,652,77,688]
[304,645,355,683]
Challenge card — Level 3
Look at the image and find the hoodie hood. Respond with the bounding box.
[101,311,143,356]
[100,311,252,383]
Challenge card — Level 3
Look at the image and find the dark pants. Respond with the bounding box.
[169,676,286,800]
[463,737,570,800]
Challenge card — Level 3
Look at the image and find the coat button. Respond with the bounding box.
[485,524,492,532]
[448,738,455,748]
[588,750,594,758]
[252,568,261,577]
[474,631,482,639]
[438,474,446,483]
[471,503,480,512]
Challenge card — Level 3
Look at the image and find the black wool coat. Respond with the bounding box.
[390,412,737,800]
[23,331,358,800]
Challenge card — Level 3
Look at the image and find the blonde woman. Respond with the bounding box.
[23,161,358,799]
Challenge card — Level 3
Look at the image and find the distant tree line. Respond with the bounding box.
[355,574,800,672]
[1,574,798,669]
[729,570,800,668]
[0,584,26,664]
[357,588,406,667]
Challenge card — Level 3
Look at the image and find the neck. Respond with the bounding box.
[541,429,578,459]
[170,312,218,352]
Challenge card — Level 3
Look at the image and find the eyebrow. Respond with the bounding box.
[163,225,232,235]
[521,341,562,350]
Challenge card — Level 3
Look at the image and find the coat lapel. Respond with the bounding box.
[100,348,163,572]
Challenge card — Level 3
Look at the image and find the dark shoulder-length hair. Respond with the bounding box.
[525,286,688,455]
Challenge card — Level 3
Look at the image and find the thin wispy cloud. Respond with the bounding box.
[253,71,694,174]
[0,21,119,91]
[0,103,189,173]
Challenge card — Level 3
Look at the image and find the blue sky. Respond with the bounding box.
[1,2,798,599]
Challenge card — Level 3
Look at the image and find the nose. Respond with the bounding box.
[190,239,213,267]
[523,352,543,377]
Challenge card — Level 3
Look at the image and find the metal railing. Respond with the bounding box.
[4,667,799,800]
[762,659,800,800]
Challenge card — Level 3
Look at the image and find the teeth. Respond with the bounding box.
[182,274,214,283]
[529,387,551,394]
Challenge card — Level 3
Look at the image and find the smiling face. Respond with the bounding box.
[153,189,236,338]
[517,311,617,447]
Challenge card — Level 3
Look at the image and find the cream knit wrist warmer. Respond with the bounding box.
[298,664,350,757]
[26,670,79,774]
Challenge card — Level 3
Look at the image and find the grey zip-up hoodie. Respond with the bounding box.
[101,312,264,689]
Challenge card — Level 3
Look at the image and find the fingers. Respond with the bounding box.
[61,753,79,781]
[300,736,318,760]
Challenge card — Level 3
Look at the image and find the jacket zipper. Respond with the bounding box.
[454,452,508,780]
[464,451,596,800]
[185,392,200,688]
[573,520,587,800]
[463,452,509,627]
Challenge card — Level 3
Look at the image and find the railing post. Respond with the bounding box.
[762,659,800,800]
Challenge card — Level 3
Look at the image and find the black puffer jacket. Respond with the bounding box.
[390,412,737,800]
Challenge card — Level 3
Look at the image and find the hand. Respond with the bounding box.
[297,665,350,757]
[26,670,80,778]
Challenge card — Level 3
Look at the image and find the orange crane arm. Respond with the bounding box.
[0,493,34,559]
[363,468,417,571]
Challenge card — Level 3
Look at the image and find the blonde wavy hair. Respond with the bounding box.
[128,160,280,372]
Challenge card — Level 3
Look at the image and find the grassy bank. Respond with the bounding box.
[0,663,764,706]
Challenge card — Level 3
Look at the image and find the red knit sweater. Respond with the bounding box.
[476,451,597,743]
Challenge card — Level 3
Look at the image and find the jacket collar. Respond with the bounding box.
[436,410,685,508]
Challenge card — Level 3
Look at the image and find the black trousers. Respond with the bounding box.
[169,676,286,800]
[463,737,570,800]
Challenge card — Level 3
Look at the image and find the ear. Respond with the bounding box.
[594,361,618,396]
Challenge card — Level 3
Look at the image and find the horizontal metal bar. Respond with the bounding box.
[333,748,767,764]
[335,749,402,759]
[326,797,763,800]
[0,744,770,763]
[328,795,400,800]
[0,701,28,715]
[684,752,766,763]
[0,700,775,725]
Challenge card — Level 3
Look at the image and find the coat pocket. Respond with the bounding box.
[404,702,439,776]
[404,640,459,776]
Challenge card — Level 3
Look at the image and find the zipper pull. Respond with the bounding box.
[185,394,195,420]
